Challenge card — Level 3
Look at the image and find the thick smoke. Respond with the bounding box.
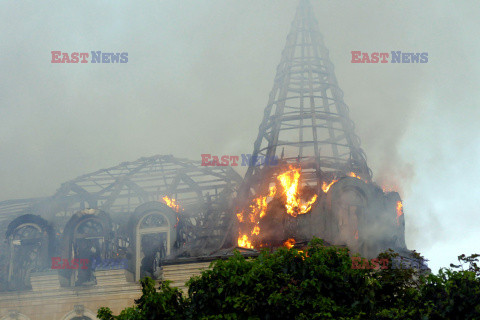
[0,0,479,273]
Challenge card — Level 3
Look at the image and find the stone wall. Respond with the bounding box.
[0,262,212,320]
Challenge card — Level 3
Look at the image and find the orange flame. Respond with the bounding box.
[277,166,318,217]
[322,179,338,193]
[236,185,276,248]
[348,172,362,180]
[162,196,181,228]
[236,166,317,248]
[396,201,403,225]
[284,238,296,249]
[237,212,243,222]
[162,196,180,212]
[237,234,253,249]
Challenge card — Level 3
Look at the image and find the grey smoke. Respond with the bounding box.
[1,0,479,272]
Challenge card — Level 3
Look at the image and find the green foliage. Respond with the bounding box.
[371,252,480,320]
[187,238,374,319]
[419,254,480,319]
[97,277,186,320]
[98,240,480,320]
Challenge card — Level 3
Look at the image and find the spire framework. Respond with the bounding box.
[242,0,371,196]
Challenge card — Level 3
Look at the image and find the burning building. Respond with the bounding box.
[0,155,244,318]
[0,1,420,319]
[232,0,408,260]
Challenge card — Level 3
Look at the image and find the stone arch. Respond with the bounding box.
[338,186,366,250]
[59,209,112,287]
[6,214,54,291]
[61,305,98,320]
[128,201,177,281]
[0,311,31,320]
[329,177,370,252]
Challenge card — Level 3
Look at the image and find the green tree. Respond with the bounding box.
[98,239,480,320]
[418,254,480,319]
[98,277,187,320]
[187,239,375,319]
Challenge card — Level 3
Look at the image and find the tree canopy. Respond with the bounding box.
[98,239,480,320]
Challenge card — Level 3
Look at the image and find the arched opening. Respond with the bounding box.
[136,212,170,280]
[61,306,98,320]
[71,218,106,286]
[6,215,53,291]
[129,202,178,282]
[59,209,112,287]
[334,186,367,250]
[0,311,31,320]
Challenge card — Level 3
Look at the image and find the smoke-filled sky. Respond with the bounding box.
[1,0,479,272]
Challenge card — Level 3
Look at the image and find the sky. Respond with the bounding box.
[1,0,479,272]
